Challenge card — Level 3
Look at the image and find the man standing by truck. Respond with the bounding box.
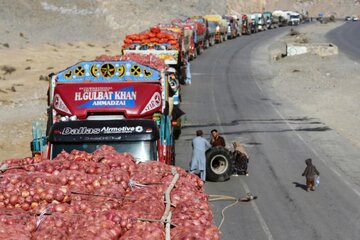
[190,130,211,181]
[210,129,226,147]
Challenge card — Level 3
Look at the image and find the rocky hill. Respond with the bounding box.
[1,0,359,48]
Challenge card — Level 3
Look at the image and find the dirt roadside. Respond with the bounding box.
[0,41,120,160]
[270,22,360,150]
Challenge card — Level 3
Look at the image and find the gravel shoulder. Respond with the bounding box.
[0,41,120,160]
[271,22,360,149]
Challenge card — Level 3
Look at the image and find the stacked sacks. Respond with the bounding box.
[0,145,220,239]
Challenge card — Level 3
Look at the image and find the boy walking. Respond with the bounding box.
[302,158,320,192]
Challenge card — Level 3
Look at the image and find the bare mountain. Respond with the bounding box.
[0,0,359,47]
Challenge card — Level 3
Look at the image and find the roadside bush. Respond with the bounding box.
[289,28,300,36]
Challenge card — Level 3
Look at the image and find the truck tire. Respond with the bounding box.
[204,39,209,49]
[196,46,203,56]
[209,37,215,46]
[206,147,233,182]
[46,107,53,136]
[224,34,228,41]
[192,49,197,60]
[173,127,181,140]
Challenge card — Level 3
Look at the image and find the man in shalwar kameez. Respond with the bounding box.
[190,130,211,181]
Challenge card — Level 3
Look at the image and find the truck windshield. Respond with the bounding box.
[51,141,157,162]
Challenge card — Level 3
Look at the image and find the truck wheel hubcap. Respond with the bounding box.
[210,154,228,174]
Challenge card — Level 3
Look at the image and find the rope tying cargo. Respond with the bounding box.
[162,166,179,240]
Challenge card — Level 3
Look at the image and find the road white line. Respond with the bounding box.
[253,76,360,198]
[242,181,275,240]
[209,71,275,240]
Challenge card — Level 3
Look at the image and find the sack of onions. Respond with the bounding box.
[119,222,165,240]
[171,224,221,240]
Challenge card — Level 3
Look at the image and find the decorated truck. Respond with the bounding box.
[223,15,240,39]
[185,18,206,57]
[272,10,290,27]
[122,26,188,84]
[251,12,267,32]
[171,18,206,59]
[241,14,252,35]
[122,26,183,66]
[31,54,183,165]
[190,16,214,49]
[263,11,277,29]
[204,15,228,43]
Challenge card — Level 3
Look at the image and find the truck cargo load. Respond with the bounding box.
[0,148,220,239]
[122,25,189,84]
[122,27,182,65]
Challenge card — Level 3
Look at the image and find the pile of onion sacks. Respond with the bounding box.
[0,145,220,240]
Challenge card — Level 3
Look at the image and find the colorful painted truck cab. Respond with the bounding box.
[31,54,183,165]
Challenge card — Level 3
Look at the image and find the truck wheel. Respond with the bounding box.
[173,128,181,140]
[206,147,233,182]
[46,107,53,136]
[210,37,215,46]
[192,49,197,60]
[204,39,209,49]
[196,46,203,56]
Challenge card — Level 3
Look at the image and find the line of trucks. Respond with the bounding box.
[31,10,306,183]
[0,9,307,239]
[249,10,306,33]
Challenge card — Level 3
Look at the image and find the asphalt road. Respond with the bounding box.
[327,21,360,61]
[175,25,360,240]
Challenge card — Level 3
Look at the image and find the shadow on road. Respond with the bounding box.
[292,181,307,191]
